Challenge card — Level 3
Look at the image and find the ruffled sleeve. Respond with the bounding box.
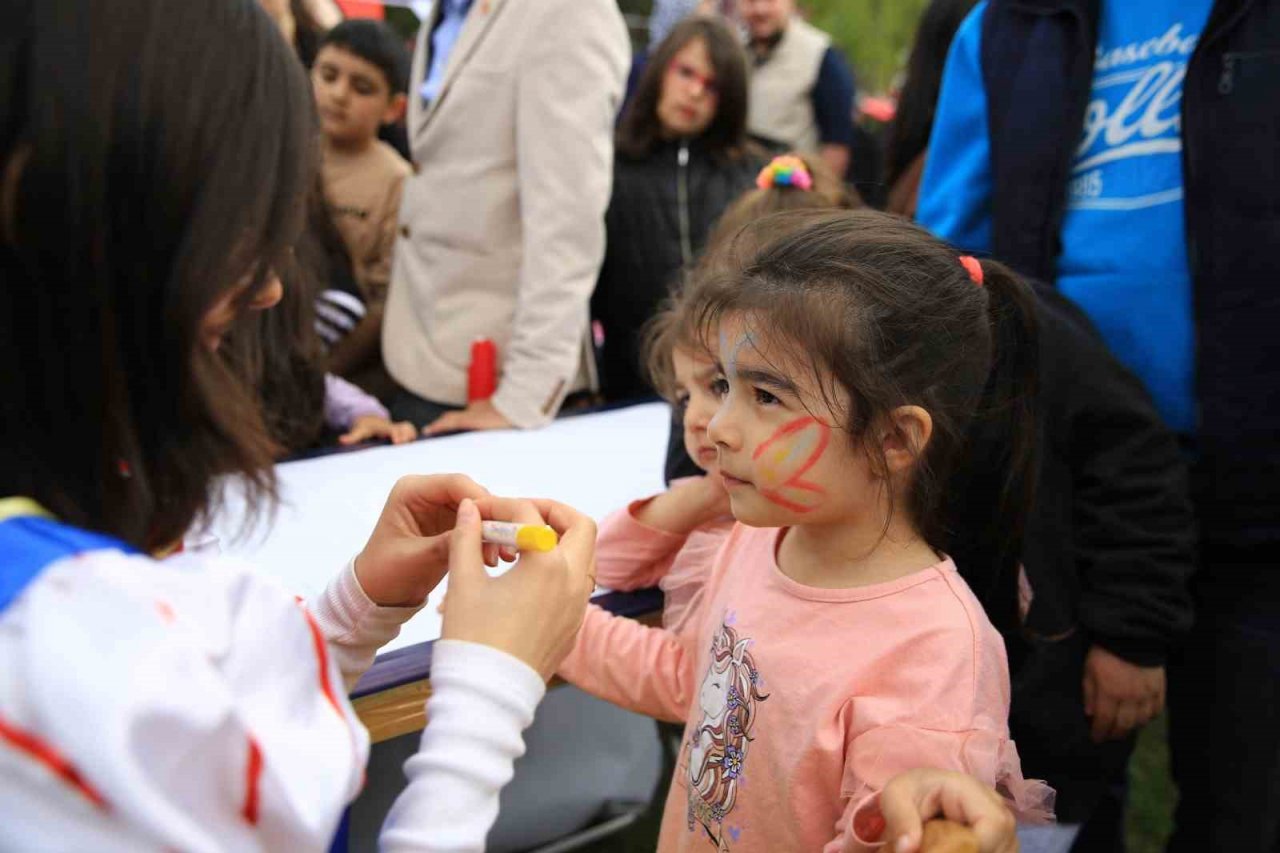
[836,725,1055,849]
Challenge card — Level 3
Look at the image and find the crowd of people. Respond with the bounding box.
[1,0,1277,851]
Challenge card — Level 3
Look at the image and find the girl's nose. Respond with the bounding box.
[707,404,740,450]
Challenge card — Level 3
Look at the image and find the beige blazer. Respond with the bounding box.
[382,0,629,427]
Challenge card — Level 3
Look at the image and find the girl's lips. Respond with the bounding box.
[721,472,751,488]
[696,447,718,463]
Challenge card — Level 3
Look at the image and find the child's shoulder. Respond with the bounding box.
[370,140,413,180]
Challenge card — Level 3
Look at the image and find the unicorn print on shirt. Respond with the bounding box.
[686,619,770,851]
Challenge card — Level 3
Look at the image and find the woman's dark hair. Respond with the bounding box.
[687,209,1039,634]
[618,16,752,161]
[884,0,981,189]
[0,0,315,551]
[226,183,334,457]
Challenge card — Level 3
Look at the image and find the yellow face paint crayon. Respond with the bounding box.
[480,520,558,552]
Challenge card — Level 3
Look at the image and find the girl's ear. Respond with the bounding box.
[881,405,933,475]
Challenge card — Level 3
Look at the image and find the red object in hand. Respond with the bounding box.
[467,338,497,402]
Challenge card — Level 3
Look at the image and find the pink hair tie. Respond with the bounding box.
[958,255,984,287]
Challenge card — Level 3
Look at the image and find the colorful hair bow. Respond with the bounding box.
[756,155,814,191]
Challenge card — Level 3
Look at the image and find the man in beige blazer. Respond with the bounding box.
[383,0,629,431]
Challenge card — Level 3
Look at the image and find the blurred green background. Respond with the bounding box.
[615,0,933,93]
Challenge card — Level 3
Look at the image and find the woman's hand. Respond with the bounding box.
[441,496,597,680]
[879,769,1017,853]
[355,474,497,607]
[340,415,418,447]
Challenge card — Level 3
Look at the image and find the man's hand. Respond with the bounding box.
[423,399,514,436]
[1083,645,1166,742]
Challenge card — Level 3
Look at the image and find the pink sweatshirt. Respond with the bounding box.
[559,524,1053,852]
[593,488,735,639]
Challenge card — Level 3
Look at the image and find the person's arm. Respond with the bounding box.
[1042,292,1194,739]
[309,560,424,691]
[593,502,687,591]
[556,604,696,723]
[811,46,856,178]
[595,476,730,590]
[323,372,389,431]
[915,2,993,252]
[493,0,628,428]
[382,495,599,851]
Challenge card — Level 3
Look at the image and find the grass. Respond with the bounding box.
[1127,714,1178,852]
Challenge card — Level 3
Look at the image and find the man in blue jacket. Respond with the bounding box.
[917,1,1280,850]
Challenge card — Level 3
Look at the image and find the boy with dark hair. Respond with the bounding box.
[312,19,411,399]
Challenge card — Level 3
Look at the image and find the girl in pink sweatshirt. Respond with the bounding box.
[559,209,1054,851]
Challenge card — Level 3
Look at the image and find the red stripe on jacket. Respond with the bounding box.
[0,714,109,811]
[242,735,264,824]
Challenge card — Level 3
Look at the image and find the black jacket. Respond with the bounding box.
[593,140,762,401]
[982,0,1280,562]
[665,287,1196,666]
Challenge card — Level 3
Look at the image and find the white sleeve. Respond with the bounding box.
[308,560,424,691]
[0,552,368,853]
[380,640,547,852]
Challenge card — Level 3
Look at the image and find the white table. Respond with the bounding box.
[206,402,672,715]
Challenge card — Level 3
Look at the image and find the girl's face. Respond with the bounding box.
[656,38,720,140]
[708,315,878,528]
[672,346,722,473]
[200,273,283,352]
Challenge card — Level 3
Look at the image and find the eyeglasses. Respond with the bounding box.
[668,60,719,97]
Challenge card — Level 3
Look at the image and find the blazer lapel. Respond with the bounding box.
[418,0,508,133]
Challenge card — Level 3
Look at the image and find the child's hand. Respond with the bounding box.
[1083,645,1166,742]
[340,415,418,446]
[635,474,732,534]
[355,474,495,607]
[442,496,597,680]
[878,769,1017,853]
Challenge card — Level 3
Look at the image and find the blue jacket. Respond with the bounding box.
[927,0,1280,558]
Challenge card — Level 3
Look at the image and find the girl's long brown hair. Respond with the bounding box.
[618,16,752,162]
[687,210,1039,633]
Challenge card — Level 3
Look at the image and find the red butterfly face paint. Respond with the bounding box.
[750,416,831,512]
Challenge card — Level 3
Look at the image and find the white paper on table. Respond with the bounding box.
[204,402,672,654]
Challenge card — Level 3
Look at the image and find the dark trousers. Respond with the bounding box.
[1167,575,1280,852]
[1009,631,1131,852]
[389,389,461,430]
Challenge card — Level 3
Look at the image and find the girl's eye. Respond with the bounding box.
[753,387,780,406]
[710,377,729,398]
[353,80,375,96]
[674,391,691,409]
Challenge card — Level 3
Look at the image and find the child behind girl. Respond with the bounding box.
[558,209,1054,850]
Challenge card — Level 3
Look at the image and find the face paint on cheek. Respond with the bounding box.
[750,416,831,512]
